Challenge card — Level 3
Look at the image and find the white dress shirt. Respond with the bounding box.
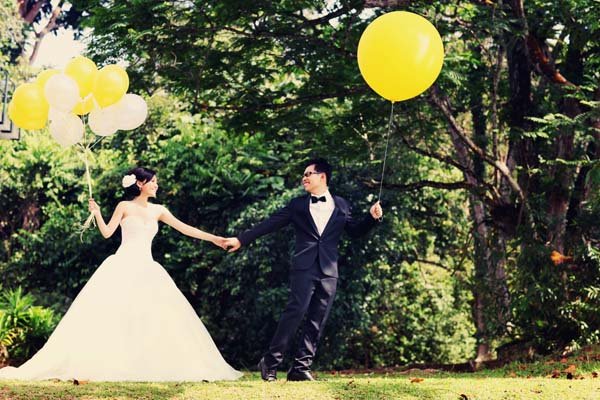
[309,190,335,236]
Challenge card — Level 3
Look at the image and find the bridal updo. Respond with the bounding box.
[123,167,156,199]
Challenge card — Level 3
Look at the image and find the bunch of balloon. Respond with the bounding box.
[357,11,444,204]
[8,55,149,235]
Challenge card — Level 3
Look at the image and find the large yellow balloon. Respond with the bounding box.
[357,11,444,102]
[92,65,129,107]
[65,56,98,97]
[8,101,47,130]
[35,69,60,90]
[12,83,49,120]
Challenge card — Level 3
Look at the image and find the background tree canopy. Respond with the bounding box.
[1,0,599,369]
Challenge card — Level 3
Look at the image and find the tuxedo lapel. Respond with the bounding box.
[304,195,320,237]
[320,197,340,237]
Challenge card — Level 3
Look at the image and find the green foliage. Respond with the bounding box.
[511,238,600,353]
[0,287,58,366]
[0,0,25,66]
[13,0,600,367]
[0,90,474,368]
[587,163,600,188]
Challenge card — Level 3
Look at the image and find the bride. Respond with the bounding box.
[0,167,242,382]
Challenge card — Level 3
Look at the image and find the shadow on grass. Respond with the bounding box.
[0,373,263,400]
[326,381,444,400]
[0,380,192,400]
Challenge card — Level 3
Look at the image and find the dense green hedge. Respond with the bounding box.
[0,287,57,366]
[0,99,474,368]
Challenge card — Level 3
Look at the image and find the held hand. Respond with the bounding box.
[211,236,228,250]
[370,201,383,220]
[223,237,242,253]
[88,198,101,215]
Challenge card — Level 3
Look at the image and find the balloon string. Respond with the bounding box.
[83,151,93,197]
[79,120,96,241]
[377,101,395,203]
[88,136,106,151]
[80,117,93,198]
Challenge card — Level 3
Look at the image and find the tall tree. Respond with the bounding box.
[69,0,600,358]
[9,0,83,64]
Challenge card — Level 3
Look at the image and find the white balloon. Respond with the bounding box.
[48,108,70,123]
[88,105,119,136]
[44,74,80,113]
[49,113,84,147]
[114,94,148,130]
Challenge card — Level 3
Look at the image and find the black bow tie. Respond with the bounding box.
[311,196,326,204]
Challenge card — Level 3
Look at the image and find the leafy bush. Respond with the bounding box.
[0,287,58,366]
[511,207,600,354]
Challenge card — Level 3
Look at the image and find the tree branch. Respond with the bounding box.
[394,127,475,175]
[297,7,350,26]
[491,45,503,183]
[413,258,449,271]
[363,0,411,7]
[526,35,574,86]
[428,85,527,203]
[220,25,354,59]
[20,0,47,24]
[29,4,62,65]
[361,177,474,191]
[506,0,575,87]
[196,86,369,112]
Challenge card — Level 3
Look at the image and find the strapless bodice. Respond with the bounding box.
[117,216,159,258]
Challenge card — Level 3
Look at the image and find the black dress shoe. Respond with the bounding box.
[287,369,315,381]
[258,358,277,382]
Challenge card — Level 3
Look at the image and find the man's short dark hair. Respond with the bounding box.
[305,158,332,185]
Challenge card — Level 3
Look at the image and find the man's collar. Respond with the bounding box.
[311,188,330,198]
[309,189,333,204]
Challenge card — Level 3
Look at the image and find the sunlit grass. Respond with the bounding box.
[3,346,600,399]
[1,370,599,400]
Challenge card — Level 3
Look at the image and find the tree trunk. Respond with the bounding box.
[547,101,576,252]
[468,49,510,362]
[21,197,40,231]
[28,4,62,65]
[548,25,586,252]
[506,0,535,206]
[429,77,514,362]
[565,87,600,246]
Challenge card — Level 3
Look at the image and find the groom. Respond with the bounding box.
[224,158,382,381]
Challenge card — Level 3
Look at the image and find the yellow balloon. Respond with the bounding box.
[73,96,95,115]
[8,101,47,130]
[357,11,444,102]
[92,65,129,107]
[12,83,49,120]
[65,56,98,97]
[35,69,60,90]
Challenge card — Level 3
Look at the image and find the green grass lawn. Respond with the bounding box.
[2,351,600,400]
[2,372,599,400]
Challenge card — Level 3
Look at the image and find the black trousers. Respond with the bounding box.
[263,260,338,371]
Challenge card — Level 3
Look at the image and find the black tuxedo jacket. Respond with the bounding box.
[238,194,378,278]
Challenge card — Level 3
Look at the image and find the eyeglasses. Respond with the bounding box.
[303,171,324,178]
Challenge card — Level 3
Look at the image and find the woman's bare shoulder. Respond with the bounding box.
[117,201,131,209]
[151,203,167,213]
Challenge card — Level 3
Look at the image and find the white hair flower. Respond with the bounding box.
[122,174,137,188]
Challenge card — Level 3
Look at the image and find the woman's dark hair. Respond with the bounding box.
[304,157,332,185]
[123,167,156,199]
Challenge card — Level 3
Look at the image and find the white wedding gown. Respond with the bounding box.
[0,215,243,382]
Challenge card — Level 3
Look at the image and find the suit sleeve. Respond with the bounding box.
[238,203,292,246]
[344,202,379,238]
